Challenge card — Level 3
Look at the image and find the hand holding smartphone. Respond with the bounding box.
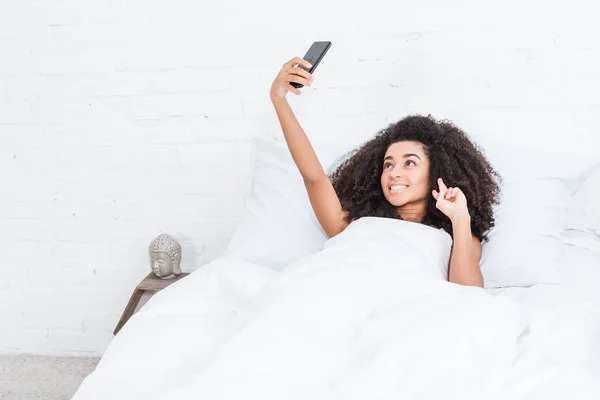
[290,41,332,89]
[270,41,332,102]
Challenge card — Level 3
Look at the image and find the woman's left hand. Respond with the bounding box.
[432,177,470,222]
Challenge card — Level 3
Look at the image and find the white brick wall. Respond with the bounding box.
[1,0,599,356]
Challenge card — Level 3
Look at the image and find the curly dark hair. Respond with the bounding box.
[327,114,502,242]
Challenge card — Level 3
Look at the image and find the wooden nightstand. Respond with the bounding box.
[113,272,190,335]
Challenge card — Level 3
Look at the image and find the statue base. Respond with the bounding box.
[113,271,190,335]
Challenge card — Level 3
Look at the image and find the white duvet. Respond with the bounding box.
[73,217,600,400]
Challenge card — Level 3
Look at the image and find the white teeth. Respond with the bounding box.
[390,185,408,191]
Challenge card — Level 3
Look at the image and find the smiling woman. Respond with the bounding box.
[270,57,500,287]
[324,115,500,287]
[380,141,431,223]
[329,115,501,244]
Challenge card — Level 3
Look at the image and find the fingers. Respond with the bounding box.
[286,73,312,87]
[438,177,448,192]
[438,178,460,200]
[286,65,313,80]
[436,178,448,200]
[445,187,456,200]
[285,68,313,87]
[285,57,312,70]
[287,84,302,96]
[276,58,314,94]
[435,178,461,201]
[272,58,313,101]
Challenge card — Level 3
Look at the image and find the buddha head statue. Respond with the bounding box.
[148,233,182,279]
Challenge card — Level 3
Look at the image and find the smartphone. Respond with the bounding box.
[291,41,332,89]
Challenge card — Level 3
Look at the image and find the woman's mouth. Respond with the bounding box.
[389,185,408,193]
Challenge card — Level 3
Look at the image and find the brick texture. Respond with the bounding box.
[1,0,599,355]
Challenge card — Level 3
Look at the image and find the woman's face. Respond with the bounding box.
[380,141,431,208]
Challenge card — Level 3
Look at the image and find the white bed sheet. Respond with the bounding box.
[73,229,600,400]
[73,256,277,399]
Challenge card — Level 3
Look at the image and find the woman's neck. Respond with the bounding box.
[397,201,427,223]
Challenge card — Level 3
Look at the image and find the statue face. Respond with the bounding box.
[151,252,173,277]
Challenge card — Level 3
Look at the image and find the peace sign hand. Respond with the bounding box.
[432,178,470,222]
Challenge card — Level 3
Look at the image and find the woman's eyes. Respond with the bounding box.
[384,160,416,169]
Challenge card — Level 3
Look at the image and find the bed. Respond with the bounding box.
[72,135,600,400]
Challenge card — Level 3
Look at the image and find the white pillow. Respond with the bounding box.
[472,136,599,287]
[479,197,567,287]
[225,135,596,287]
[470,139,556,286]
[561,163,600,253]
[223,136,358,270]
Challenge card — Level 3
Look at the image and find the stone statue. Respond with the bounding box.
[148,234,182,279]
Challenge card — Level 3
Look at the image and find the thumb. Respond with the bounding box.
[432,189,439,200]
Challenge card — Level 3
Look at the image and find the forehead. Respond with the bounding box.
[384,141,426,157]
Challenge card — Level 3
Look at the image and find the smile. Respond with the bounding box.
[390,185,408,193]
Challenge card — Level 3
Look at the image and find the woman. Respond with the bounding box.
[270,57,501,288]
